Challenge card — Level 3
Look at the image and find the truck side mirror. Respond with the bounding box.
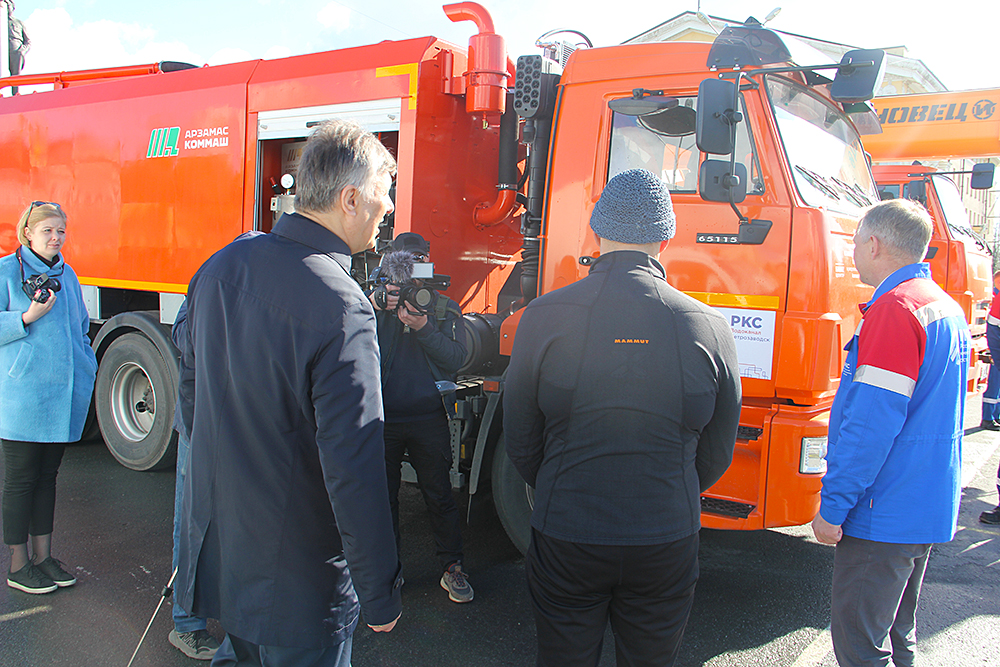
[904,179,927,206]
[699,160,747,203]
[971,162,995,190]
[696,78,740,155]
[830,49,886,103]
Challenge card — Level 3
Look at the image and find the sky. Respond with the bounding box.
[4,0,1000,92]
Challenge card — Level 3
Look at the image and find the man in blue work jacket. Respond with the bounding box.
[813,199,969,667]
[981,269,1000,524]
[176,120,402,666]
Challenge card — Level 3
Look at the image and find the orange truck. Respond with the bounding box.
[867,89,1000,391]
[0,3,886,552]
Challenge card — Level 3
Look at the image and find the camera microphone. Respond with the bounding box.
[381,250,416,284]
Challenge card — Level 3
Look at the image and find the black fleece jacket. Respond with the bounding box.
[503,250,741,545]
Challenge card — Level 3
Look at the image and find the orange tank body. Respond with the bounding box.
[0,3,888,548]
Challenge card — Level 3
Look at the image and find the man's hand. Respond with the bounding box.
[397,307,428,330]
[368,613,400,633]
[811,513,843,545]
[369,286,400,312]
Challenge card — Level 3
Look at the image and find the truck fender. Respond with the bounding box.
[468,387,504,498]
[92,311,180,391]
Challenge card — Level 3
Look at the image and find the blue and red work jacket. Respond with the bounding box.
[821,263,969,544]
[987,287,1000,357]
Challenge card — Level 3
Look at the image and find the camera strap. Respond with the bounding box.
[17,246,64,282]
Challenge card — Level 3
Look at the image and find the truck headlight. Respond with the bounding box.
[800,436,828,474]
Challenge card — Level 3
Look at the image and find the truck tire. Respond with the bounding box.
[491,434,533,555]
[95,332,177,471]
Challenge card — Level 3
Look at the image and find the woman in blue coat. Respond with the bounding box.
[1,202,97,595]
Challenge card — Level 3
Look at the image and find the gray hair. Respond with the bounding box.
[858,199,932,262]
[294,120,396,214]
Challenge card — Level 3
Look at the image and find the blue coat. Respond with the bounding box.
[0,248,97,443]
[821,263,968,544]
[176,213,402,648]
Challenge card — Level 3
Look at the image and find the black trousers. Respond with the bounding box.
[2,439,67,545]
[526,528,699,667]
[211,632,352,667]
[383,416,463,571]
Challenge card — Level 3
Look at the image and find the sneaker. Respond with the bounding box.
[169,629,220,661]
[7,562,57,594]
[34,557,77,587]
[440,562,474,603]
[980,507,1000,525]
[981,419,1000,431]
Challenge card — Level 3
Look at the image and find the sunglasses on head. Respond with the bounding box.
[28,201,63,217]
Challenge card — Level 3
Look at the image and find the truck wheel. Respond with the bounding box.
[491,434,533,555]
[96,333,177,471]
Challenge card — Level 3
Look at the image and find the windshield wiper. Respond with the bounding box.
[829,176,872,207]
[795,166,841,200]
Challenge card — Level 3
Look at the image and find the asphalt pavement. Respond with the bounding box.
[0,395,998,666]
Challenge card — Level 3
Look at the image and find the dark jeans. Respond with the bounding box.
[983,363,1000,421]
[2,439,67,545]
[526,528,699,667]
[172,432,207,632]
[211,633,352,667]
[831,535,931,667]
[383,416,463,571]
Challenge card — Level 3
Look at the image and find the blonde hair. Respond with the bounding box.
[16,202,67,247]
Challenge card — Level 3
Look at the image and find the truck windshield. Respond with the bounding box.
[608,95,763,194]
[766,76,877,213]
[931,175,986,248]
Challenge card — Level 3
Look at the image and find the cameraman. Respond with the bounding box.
[369,232,473,603]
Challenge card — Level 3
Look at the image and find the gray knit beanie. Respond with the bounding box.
[590,169,676,244]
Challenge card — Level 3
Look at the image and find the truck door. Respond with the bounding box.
[252,100,403,233]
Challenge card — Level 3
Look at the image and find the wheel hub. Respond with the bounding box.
[109,362,155,442]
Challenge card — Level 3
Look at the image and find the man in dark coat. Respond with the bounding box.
[176,120,402,666]
[504,169,741,667]
[369,232,472,603]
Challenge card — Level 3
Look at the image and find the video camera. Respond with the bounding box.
[369,250,451,315]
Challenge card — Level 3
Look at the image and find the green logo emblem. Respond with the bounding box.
[147,127,181,158]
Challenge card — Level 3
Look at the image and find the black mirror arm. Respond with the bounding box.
[727,73,747,224]
[719,61,875,81]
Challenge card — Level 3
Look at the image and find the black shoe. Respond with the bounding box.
[7,562,57,594]
[981,420,1000,431]
[169,629,220,660]
[34,556,77,587]
[980,507,1000,525]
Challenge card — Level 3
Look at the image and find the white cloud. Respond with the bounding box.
[20,7,204,75]
[263,46,293,61]
[207,47,252,67]
[317,2,351,33]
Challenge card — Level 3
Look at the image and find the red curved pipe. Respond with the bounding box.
[443,2,495,34]
[443,2,508,117]
[473,189,520,228]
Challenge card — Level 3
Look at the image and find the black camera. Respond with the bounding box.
[369,250,450,315]
[23,273,62,303]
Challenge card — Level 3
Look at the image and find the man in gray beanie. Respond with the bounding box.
[504,168,741,667]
